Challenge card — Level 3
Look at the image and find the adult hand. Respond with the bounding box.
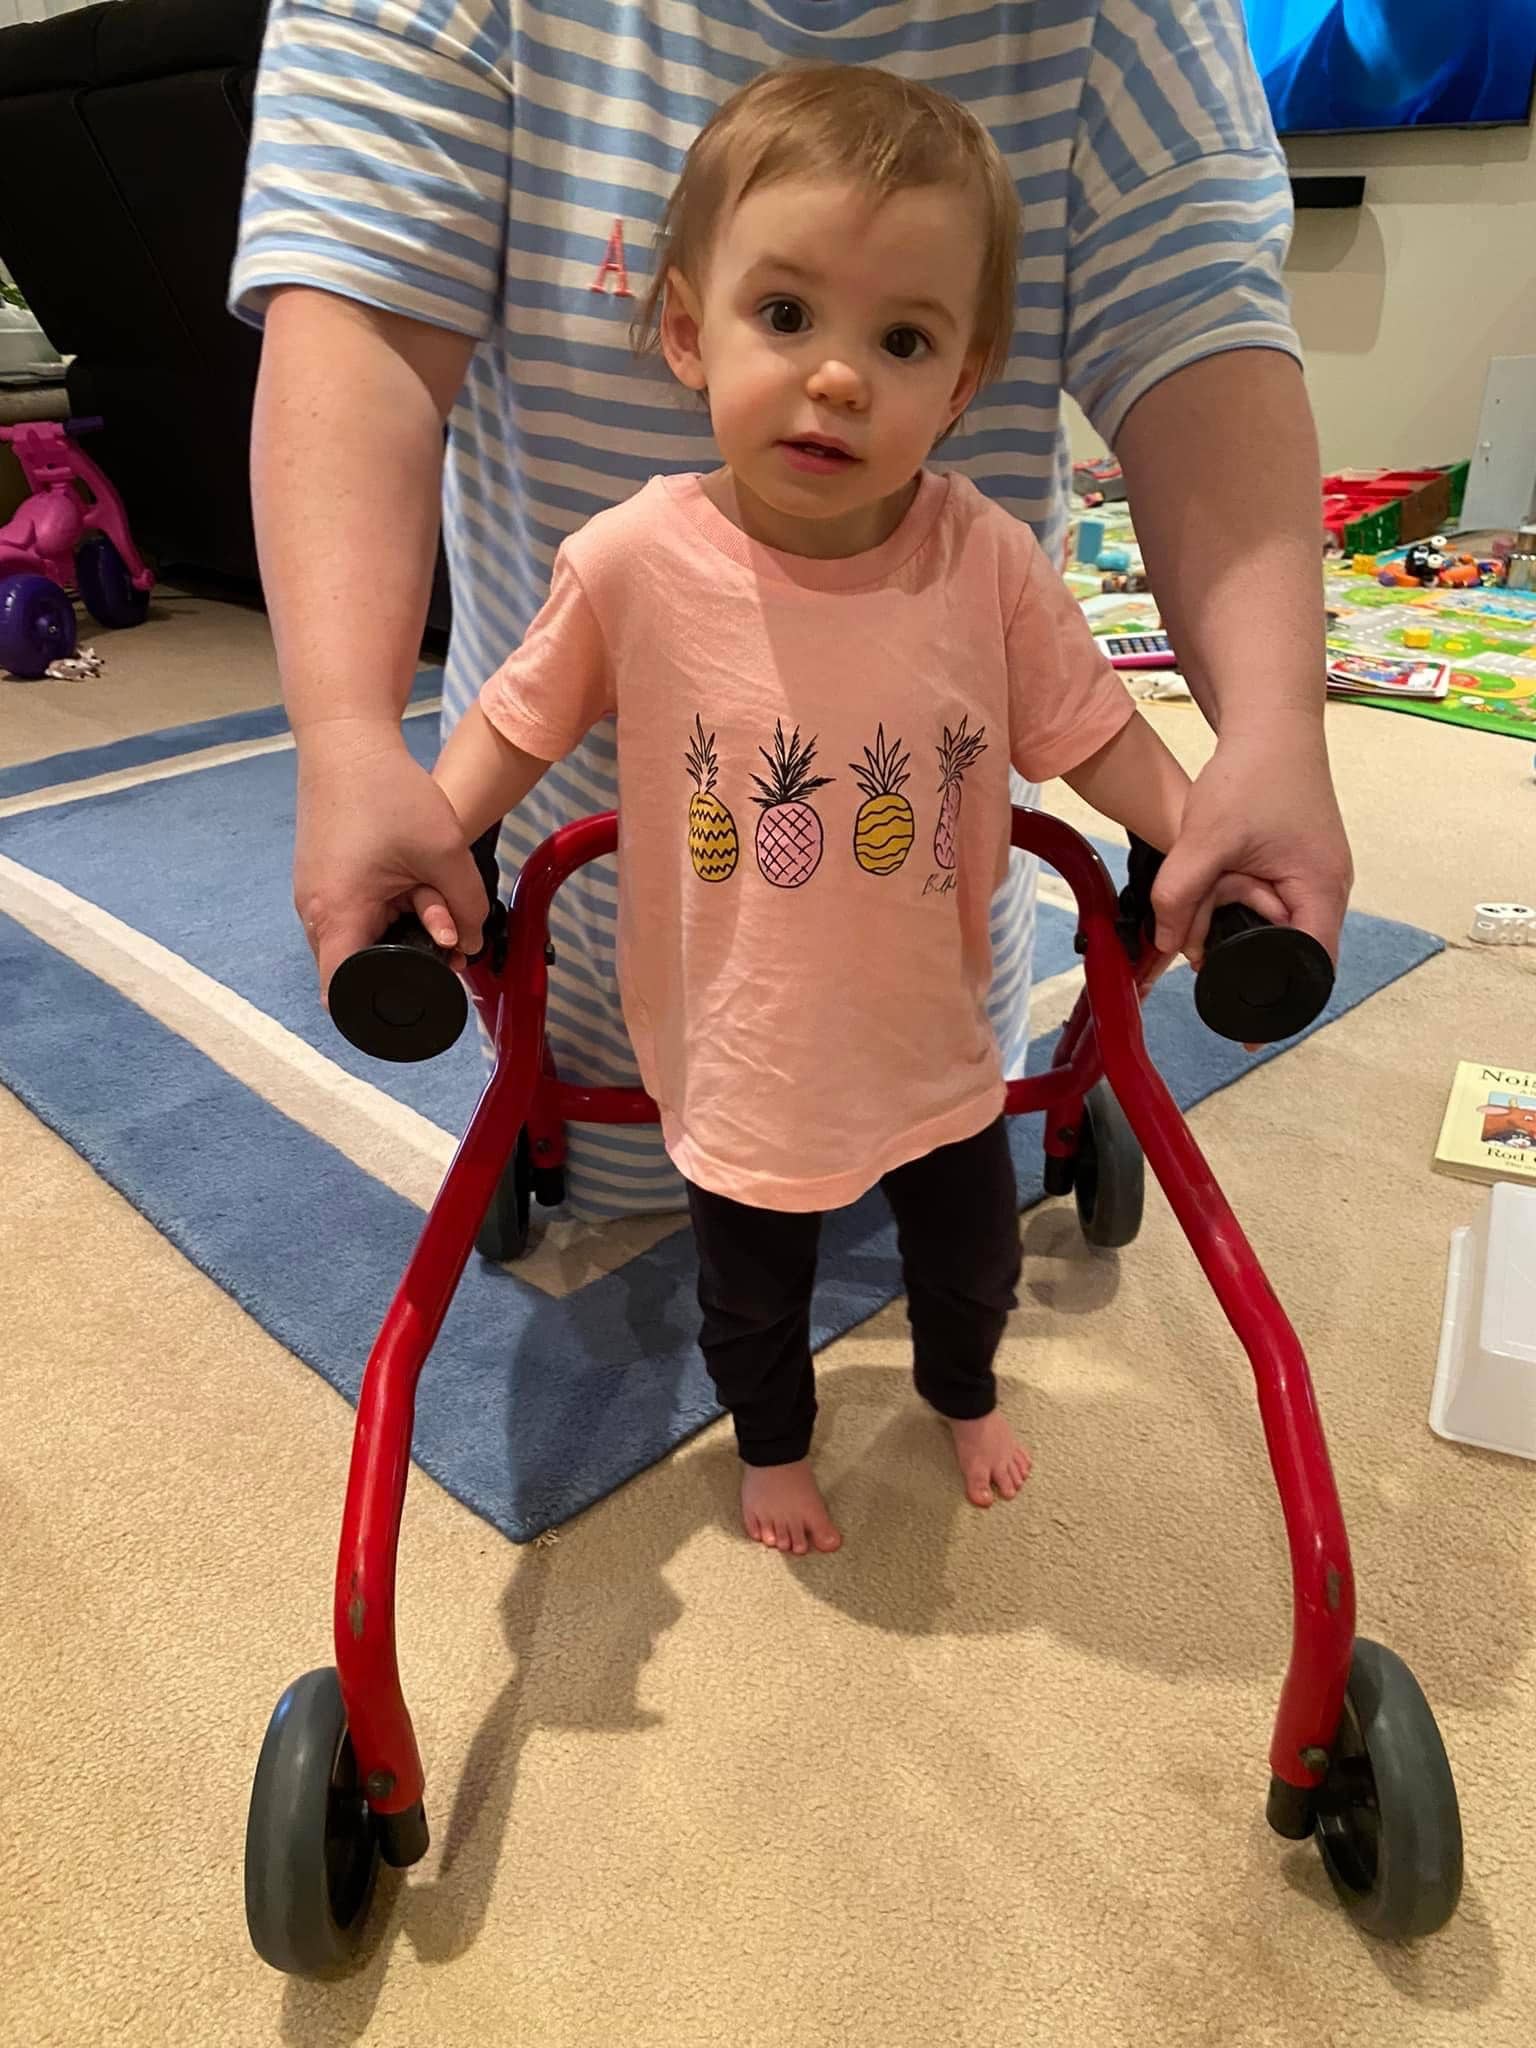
[1151,712,1353,966]
[292,719,489,1001]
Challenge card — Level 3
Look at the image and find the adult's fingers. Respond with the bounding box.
[1182,874,1292,966]
[1273,873,1350,966]
[409,884,460,953]
[313,901,389,1006]
[1151,835,1224,958]
[408,884,470,974]
[429,838,490,960]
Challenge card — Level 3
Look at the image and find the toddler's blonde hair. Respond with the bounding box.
[633,63,1020,399]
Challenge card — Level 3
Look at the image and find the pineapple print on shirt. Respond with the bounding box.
[933,717,988,871]
[850,726,915,875]
[752,721,834,888]
[685,715,738,881]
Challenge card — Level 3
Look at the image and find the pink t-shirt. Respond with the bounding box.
[480,470,1134,1211]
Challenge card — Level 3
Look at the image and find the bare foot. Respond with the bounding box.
[741,1459,843,1555]
[946,1410,1032,1509]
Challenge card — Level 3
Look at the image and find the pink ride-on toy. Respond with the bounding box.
[242,813,1463,1976]
[0,418,154,678]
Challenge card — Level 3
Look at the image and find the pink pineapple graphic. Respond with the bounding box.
[751,720,834,887]
[933,716,988,870]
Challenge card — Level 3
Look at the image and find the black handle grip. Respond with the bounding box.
[1119,836,1335,1045]
[325,826,501,1063]
[1193,904,1335,1045]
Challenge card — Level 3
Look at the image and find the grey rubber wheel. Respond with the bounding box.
[1314,1639,1463,1941]
[244,1667,380,1976]
[1073,1081,1145,1249]
[476,1127,532,1262]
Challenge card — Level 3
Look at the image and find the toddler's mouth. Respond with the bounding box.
[779,438,860,470]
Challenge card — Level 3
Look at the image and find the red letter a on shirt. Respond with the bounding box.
[590,220,633,299]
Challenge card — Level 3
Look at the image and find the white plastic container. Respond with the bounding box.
[0,301,63,379]
[1431,1181,1536,1459]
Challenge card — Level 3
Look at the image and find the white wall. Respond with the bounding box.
[1285,120,1536,470]
[0,0,103,25]
[1067,117,1536,475]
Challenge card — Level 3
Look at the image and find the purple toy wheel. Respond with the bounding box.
[0,574,77,680]
[77,534,150,630]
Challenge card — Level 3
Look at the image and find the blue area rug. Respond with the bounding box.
[0,688,1444,1542]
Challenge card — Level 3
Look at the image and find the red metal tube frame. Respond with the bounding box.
[333,808,1354,1818]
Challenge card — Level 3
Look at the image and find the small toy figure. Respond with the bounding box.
[1379,537,1484,590]
[1072,455,1128,504]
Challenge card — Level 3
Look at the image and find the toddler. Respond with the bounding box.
[431,65,1229,1556]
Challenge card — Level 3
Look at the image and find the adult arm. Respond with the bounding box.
[230,0,513,993]
[253,288,487,983]
[1064,0,1352,961]
[1114,349,1351,959]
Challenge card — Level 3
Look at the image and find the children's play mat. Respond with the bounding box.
[1065,501,1536,743]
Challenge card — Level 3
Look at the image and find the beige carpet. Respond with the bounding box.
[2,597,1533,2048]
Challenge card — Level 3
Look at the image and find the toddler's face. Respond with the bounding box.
[664,175,987,549]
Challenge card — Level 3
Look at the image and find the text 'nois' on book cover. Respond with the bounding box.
[1434,1063,1536,1187]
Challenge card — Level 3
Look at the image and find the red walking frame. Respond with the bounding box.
[245,804,1462,1977]
[334,807,1352,1820]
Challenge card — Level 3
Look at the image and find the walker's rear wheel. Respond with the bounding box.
[1072,1082,1144,1249]
[476,1127,532,1262]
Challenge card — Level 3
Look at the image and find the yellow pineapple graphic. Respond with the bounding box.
[685,715,738,882]
[933,717,988,871]
[850,725,915,874]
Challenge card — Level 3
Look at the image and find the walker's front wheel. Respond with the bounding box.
[244,1668,382,1975]
[1312,1639,1463,1941]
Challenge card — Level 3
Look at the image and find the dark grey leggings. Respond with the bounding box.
[686,1116,1022,1466]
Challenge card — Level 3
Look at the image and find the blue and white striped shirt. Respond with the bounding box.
[231,0,1298,1218]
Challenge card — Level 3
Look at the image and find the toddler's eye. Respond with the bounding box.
[763,298,807,335]
[884,327,930,361]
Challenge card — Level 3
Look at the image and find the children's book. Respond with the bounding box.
[1326,649,1449,700]
[1434,1062,1536,1186]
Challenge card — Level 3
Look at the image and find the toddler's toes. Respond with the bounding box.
[946,1411,1031,1511]
[740,1460,844,1556]
[995,1448,1032,1500]
[963,1462,995,1509]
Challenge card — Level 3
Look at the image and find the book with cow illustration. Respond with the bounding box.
[1434,1062,1536,1186]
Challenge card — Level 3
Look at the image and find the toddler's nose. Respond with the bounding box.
[805,356,867,409]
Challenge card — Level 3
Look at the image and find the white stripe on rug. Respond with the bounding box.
[0,846,705,1297]
[0,700,441,821]
[0,844,692,1299]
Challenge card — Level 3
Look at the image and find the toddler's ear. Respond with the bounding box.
[946,349,984,427]
[660,270,708,391]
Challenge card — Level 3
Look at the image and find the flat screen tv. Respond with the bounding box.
[1245,1,1536,135]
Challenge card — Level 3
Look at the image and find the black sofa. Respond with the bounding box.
[0,0,451,630]
[0,0,269,586]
